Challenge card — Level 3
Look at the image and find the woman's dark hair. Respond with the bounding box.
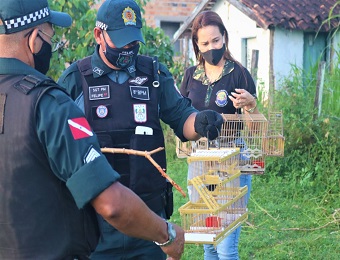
[191,10,236,65]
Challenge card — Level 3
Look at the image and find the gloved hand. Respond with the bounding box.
[194,110,224,140]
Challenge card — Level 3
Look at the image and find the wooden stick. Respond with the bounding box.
[101,147,186,197]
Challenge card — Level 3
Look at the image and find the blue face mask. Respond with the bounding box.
[103,36,140,69]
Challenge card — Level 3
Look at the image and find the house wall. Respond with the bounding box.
[143,0,200,28]
[212,1,309,93]
[273,29,304,87]
[144,0,200,55]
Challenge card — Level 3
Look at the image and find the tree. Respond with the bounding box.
[48,0,97,79]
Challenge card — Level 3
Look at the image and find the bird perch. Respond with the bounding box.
[101,147,186,197]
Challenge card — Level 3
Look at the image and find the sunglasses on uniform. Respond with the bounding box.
[24,29,66,53]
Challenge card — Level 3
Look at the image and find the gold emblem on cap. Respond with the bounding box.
[122,7,136,26]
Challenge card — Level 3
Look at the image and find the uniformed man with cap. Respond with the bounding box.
[58,0,224,259]
[0,0,191,259]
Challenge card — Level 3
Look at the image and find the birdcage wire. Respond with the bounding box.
[176,112,285,174]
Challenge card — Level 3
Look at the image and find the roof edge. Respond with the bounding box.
[227,0,269,29]
[173,0,211,43]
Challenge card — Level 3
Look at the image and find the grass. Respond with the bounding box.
[240,176,340,259]
[165,138,340,260]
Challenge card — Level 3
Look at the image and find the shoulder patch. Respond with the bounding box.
[14,75,45,95]
[68,117,93,140]
[136,55,154,75]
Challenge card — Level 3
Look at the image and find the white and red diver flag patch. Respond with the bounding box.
[68,117,93,140]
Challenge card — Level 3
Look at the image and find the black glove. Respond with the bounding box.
[194,110,224,140]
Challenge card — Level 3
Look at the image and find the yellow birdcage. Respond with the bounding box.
[179,148,248,245]
[219,113,268,174]
[175,111,285,174]
[264,111,285,157]
[186,148,240,202]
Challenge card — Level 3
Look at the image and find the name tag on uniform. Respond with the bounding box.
[130,86,150,100]
[89,85,110,100]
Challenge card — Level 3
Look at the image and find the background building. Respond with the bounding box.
[174,0,340,97]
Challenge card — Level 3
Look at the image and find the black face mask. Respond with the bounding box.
[104,41,140,69]
[33,36,52,74]
[201,44,226,65]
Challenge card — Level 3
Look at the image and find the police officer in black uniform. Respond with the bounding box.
[0,0,193,259]
[58,0,224,259]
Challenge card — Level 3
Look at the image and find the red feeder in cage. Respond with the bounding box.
[205,216,222,227]
[253,160,265,168]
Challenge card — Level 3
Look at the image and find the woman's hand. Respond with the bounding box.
[228,88,256,110]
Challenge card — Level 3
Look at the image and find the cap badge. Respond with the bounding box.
[122,7,136,26]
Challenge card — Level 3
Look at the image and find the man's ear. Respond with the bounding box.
[93,27,103,44]
[28,28,40,54]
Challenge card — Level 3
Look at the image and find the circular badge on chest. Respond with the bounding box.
[96,105,108,118]
[215,90,228,107]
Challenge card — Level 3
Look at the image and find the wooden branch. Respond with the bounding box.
[101,147,186,197]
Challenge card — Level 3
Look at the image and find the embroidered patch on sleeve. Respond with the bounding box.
[0,93,6,134]
[68,117,93,140]
[84,145,101,164]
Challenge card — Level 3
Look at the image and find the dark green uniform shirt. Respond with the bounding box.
[58,46,198,141]
[0,58,120,208]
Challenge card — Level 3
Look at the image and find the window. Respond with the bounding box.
[160,21,181,54]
